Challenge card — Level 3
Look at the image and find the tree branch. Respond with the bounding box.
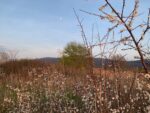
[121,0,126,19]
[137,9,150,44]
[105,0,148,73]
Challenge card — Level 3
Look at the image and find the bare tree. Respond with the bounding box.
[0,51,9,63]
[80,0,150,73]
[0,46,18,63]
[8,50,19,61]
[0,46,9,63]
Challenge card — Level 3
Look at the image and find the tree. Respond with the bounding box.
[110,54,127,71]
[0,46,9,63]
[61,42,89,75]
[0,51,9,63]
[81,0,150,73]
[0,49,18,63]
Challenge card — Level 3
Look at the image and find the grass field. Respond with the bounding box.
[0,60,149,113]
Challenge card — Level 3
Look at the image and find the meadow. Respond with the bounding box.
[0,59,149,113]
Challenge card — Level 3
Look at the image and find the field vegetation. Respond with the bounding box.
[0,51,150,113]
[0,0,150,112]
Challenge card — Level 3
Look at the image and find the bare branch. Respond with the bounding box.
[80,0,149,73]
[73,8,89,48]
[121,0,126,18]
[132,24,146,31]
[121,47,133,51]
[80,9,103,19]
[127,0,139,27]
[104,0,148,73]
[137,9,150,44]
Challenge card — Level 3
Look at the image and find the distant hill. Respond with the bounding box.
[38,57,60,63]
[38,57,150,68]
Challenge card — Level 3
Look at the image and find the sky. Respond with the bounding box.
[0,0,150,60]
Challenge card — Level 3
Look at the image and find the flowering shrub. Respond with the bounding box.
[0,68,149,113]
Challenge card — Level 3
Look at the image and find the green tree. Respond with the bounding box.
[61,42,89,75]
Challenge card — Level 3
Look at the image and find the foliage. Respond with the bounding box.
[61,42,89,75]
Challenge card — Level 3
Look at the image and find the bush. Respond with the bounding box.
[61,42,90,76]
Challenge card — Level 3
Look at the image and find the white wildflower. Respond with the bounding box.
[144,74,150,79]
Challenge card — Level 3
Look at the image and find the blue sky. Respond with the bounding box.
[0,0,150,59]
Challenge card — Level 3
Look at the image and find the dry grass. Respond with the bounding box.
[0,60,149,113]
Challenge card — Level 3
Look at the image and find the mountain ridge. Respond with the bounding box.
[38,57,150,68]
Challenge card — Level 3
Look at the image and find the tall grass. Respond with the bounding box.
[0,59,149,113]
